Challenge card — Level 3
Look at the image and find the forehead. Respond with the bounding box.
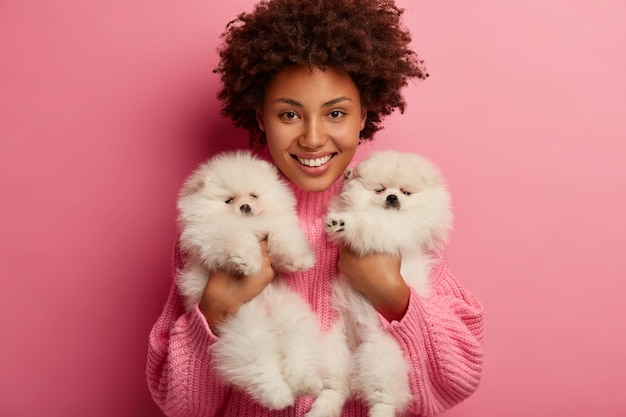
[264,65,361,107]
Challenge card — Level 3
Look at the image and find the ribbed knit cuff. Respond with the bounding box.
[379,287,427,343]
[189,304,219,345]
[168,305,219,361]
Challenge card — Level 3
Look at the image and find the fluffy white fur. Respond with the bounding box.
[176,150,323,410]
[306,150,453,417]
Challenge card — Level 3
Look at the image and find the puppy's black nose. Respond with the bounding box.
[239,204,252,215]
[385,194,400,209]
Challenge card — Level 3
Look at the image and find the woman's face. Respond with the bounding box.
[257,65,367,192]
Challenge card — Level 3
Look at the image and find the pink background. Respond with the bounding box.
[1,1,625,416]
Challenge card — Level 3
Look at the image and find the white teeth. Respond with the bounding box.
[297,155,332,167]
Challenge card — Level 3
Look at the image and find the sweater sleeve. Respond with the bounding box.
[380,255,484,416]
[146,244,229,417]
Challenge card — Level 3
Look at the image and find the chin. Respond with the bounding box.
[286,161,349,193]
[293,175,337,192]
[309,150,453,417]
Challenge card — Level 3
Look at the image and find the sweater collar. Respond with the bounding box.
[288,176,344,220]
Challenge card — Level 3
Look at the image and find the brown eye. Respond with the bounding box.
[329,110,346,119]
[225,198,234,204]
[250,194,258,199]
[280,111,299,121]
[375,187,386,194]
[402,190,412,196]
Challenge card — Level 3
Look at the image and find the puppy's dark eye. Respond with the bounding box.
[250,194,258,199]
[225,198,234,204]
[375,187,386,194]
[402,190,412,196]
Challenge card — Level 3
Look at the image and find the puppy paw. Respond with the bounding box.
[286,367,323,397]
[229,255,262,276]
[267,234,315,272]
[252,382,295,410]
[325,216,345,234]
[280,250,316,272]
[283,358,324,397]
[281,345,323,397]
[368,402,397,417]
[222,239,263,276]
[305,389,347,417]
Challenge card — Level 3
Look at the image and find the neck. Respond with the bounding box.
[288,177,344,221]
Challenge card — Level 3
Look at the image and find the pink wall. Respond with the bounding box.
[1,1,624,416]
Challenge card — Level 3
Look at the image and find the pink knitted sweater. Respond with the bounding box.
[147,177,484,417]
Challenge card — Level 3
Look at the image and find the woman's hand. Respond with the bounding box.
[199,239,275,332]
[338,246,410,322]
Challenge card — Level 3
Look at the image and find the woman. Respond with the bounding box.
[147,1,484,415]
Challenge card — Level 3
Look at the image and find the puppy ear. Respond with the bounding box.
[422,170,443,188]
[181,171,206,197]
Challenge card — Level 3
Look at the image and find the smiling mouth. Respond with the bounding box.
[295,154,335,167]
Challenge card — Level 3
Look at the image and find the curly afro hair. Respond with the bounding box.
[214,0,428,148]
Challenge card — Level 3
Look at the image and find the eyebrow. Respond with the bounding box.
[272,96,353,108]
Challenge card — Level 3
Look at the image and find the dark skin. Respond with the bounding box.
[200,240,410,332]
[338,246,410,322]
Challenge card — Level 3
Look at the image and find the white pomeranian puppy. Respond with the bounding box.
[306,150,453,417]
[176,150,323,410]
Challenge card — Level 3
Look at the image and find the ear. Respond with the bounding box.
[181,174,204,197]
[359,107,367,131]
[256,109,265,132]
[422,173,442,188]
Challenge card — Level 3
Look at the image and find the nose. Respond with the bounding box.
[239,204,251,215]
[385,194,400,209]
[298,119,325,149]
